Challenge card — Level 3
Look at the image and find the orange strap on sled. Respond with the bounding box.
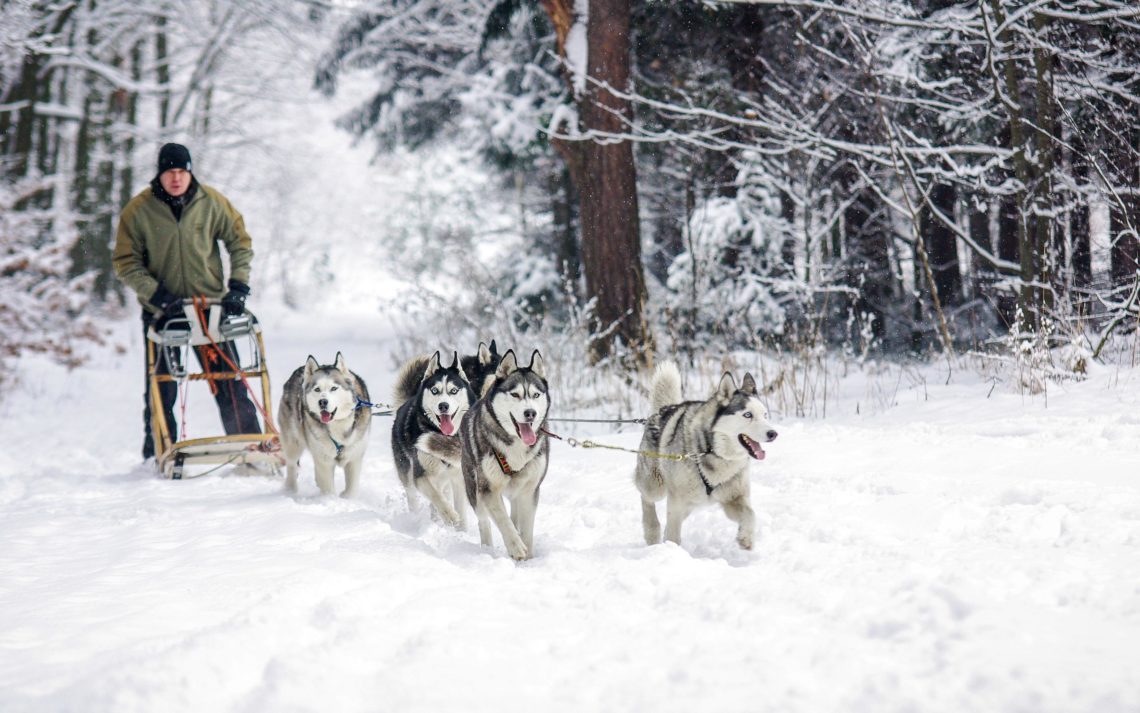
[192,295,279,436]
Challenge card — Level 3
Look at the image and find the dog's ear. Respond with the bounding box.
[489,339,498,357]
[450,351,470,382]
[424,351,442,380]
[716,372,737,404]
[478,341,493,366]
[304,355,320,378]
[528,349,545,379]
[497,350,519,379]
[334,352,349,375]
[741,372,757,395]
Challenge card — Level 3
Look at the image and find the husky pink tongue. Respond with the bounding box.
[321,410,333,424]
[742,435,765,460]
[517,421,537,446]
[438,413,455,436]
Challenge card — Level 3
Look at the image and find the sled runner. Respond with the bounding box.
[146,298,283,479]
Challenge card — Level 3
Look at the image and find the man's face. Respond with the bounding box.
[159,168,191,197]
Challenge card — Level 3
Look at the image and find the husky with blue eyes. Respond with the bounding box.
[634,362,777,551]
[278,353,372,497]
[391,350,477,527]
[456,349,550,560]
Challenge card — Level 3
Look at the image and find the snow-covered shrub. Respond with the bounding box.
[970,309,1091,396]
[0,175,105,395]
[389,273,645,425]
[664,193,788,352]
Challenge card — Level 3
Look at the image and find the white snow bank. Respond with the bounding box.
[1,311,1138,713]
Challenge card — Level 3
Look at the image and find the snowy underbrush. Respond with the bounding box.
[389,290,1140,431]
[967,315,1139,400]
[386,291,646,428]
[389,302,913,427]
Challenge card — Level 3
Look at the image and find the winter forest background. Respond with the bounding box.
[3,3,1140,711]
[3,0,1139,388]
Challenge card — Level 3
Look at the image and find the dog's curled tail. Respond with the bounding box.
[649,361,682,412]
[392,354,432,407]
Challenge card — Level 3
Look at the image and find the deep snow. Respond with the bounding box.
[1,304,1138,713]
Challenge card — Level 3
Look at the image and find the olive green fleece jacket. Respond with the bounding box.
[113,182,253,315]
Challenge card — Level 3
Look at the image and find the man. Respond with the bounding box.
[113,142,261,460]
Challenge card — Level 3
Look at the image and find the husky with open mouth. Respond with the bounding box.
[391,351,476,527]
[634,361,777,550]
[459,349,550,560]
[278,353,371,497]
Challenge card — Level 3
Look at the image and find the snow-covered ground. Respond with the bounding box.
[1,305,1138,713]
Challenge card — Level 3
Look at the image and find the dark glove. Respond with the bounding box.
[222,279,250,316]
[149,283,181,316]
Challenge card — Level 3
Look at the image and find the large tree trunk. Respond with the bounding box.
[1031,10,1056,314]
[549,163,580,285]
[7,54,40,179]
[967,197,993,301]
[1069,133,1092,298]
[995,126,1019,324]
[988,0,1039,328]
[156,15,171,128]
[542,0,652,365]
[921,182,962,305]
[1109,125,1140,288]
[842,169,892,342]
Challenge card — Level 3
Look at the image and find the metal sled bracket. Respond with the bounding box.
[219,314,254,340]
[146,302,261,347]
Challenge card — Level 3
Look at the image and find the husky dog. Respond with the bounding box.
[460,349,550,560]
[391,351,476,527]
[460,339,501,398]
[634,362,777,550]
[278,353,372,497]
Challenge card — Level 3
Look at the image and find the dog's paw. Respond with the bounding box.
[737,532,754,550]
[441,509,463,530]
[506,536,530,560]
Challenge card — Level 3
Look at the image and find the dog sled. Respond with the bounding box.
[146,297,284,479]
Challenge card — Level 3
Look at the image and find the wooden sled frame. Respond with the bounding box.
[147,299,283,479]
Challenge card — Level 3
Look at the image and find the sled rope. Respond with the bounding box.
[179,379,190,439]
[354,397,394,417]
[186,452,244,478]
[546,416,647,425]
[192,296,278,436]
[540,427,701,462]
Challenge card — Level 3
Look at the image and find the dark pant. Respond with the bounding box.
[141,314,261,459]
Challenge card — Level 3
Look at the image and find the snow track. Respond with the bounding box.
[1,316,1138,713]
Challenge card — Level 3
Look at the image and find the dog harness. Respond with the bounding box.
[493,450,514,475]
[323,419,360,460]
[695,458,717,496]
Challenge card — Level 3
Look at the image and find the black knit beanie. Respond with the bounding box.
[157,143,192,174]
